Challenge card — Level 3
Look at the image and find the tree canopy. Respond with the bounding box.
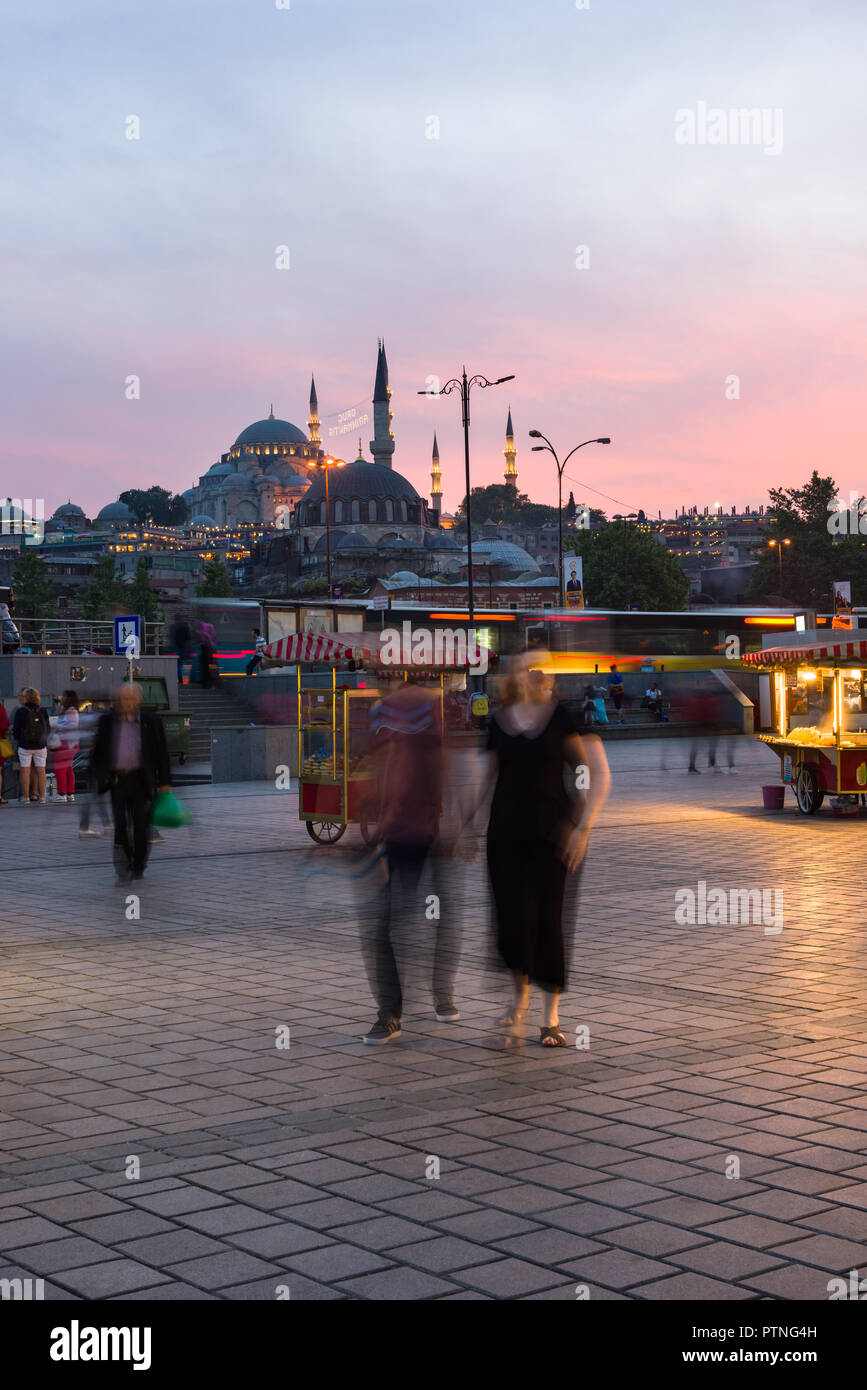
[565,521,689,610]
[11,548,56,618]
[745,471,867,608]
[79,554,127,620]
[196,557,234,598]
[119,486,189,526]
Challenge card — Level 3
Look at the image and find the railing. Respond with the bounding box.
[11,620,165,656]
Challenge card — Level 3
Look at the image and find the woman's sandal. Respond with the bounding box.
[540,1026,567,1047]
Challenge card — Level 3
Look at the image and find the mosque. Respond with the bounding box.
[44,341,534,587]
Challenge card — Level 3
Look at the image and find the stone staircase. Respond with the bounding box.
[177,680,257,763]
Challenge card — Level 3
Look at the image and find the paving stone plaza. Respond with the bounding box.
[2,736,866,1302]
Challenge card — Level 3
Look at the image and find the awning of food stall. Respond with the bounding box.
[263,631,374,665]
[742,639,867,667]
[264,629,489,670]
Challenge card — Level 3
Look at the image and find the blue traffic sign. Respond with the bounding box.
[114,614,141,656]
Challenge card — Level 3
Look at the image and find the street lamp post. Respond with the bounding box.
[420,368,514,626]
[768,537,791,591]
[307,455,346,600]
[528,432,611,608]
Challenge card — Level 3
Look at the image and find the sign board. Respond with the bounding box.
[832,580,852,629]
[114,614,141,657]
[564,556,584,609]
[371,595,389,610]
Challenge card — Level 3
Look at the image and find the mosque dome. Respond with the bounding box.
[234,416,308,448]
[464,539,540,573]
[206,461,234,477]
[332,531,373,550]
[51,501,86,521]
[237,452,262,472]
[189,514,218,528]
[303,459,420,507]
[96,500,135,524]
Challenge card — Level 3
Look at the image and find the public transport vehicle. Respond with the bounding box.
[191,596,814,678]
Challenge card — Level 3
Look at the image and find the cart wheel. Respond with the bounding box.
[179,753,186,765]
[795,765,824,815]
[305,819,346,845]
[359,803,379,846]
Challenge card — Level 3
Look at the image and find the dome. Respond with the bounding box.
[303,459,420,506]
[206,461,235,477]
[237,452,262,472]
[332,531,373,550]
[424,529,459,550]
[464,539,540,572]
[234,416,308,448]
[181,488,196,501]
[52,502,86,520]
[189,514,218,527]
[388,571,420,585]
[96,500,135,523]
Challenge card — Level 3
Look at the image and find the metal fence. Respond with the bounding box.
[12,620,165,656]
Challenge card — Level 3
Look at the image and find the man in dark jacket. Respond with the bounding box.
[90,683,171,882]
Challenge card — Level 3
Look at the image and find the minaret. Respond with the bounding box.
[430,432,442,519]
[504,407,517,488]
[307,375,321,445]
[370,338,395,468]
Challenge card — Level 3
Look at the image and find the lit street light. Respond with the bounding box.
[307,455,346,600]
[768,536,792,591]
[420,368,514,625]
[529,431,611,607]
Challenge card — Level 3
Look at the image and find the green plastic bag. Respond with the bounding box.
[152,788,193,829]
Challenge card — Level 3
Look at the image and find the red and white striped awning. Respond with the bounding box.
[742,639,867,667]
[263,631,373,665]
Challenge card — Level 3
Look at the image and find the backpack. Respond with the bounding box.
[21,706,46,744]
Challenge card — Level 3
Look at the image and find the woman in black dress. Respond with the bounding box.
[484,652,610,1046]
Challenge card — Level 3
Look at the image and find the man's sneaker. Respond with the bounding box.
[56,795,67,803]
[79,827,102,838]
[362,1016,401,1045]
[434,997,460,1022]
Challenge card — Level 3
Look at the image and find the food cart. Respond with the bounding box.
[744,638,867,814]
[263,628,479,845]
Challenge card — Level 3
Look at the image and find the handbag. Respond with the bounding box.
[0,736,12,761]
[152,789,193,828]
[48,733,62,750]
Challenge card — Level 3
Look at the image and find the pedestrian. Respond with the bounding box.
[582,683,597,726]
[12,686,50,804]
[197,622,216,688]
[0,690,13,804]
[77,705,111,837]
[481,652,610,1047]
[607,663,625,725]
[169,612,192,684]
[90,683,171,883]
[645,680,664,721]
[53,690,80,803]
[360,677,461,1043]
[246,628,266,676]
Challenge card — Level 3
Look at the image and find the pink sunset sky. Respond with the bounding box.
[3,0,866,521]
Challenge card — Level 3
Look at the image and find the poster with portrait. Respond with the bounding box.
[832,580,852,629]
[565,555,584,609]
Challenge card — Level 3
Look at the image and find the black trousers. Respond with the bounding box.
[110,771,153,875]
[361,841,459,1020]
[246,654,261,676]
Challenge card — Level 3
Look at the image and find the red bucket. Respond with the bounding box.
[762,785,786,810]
